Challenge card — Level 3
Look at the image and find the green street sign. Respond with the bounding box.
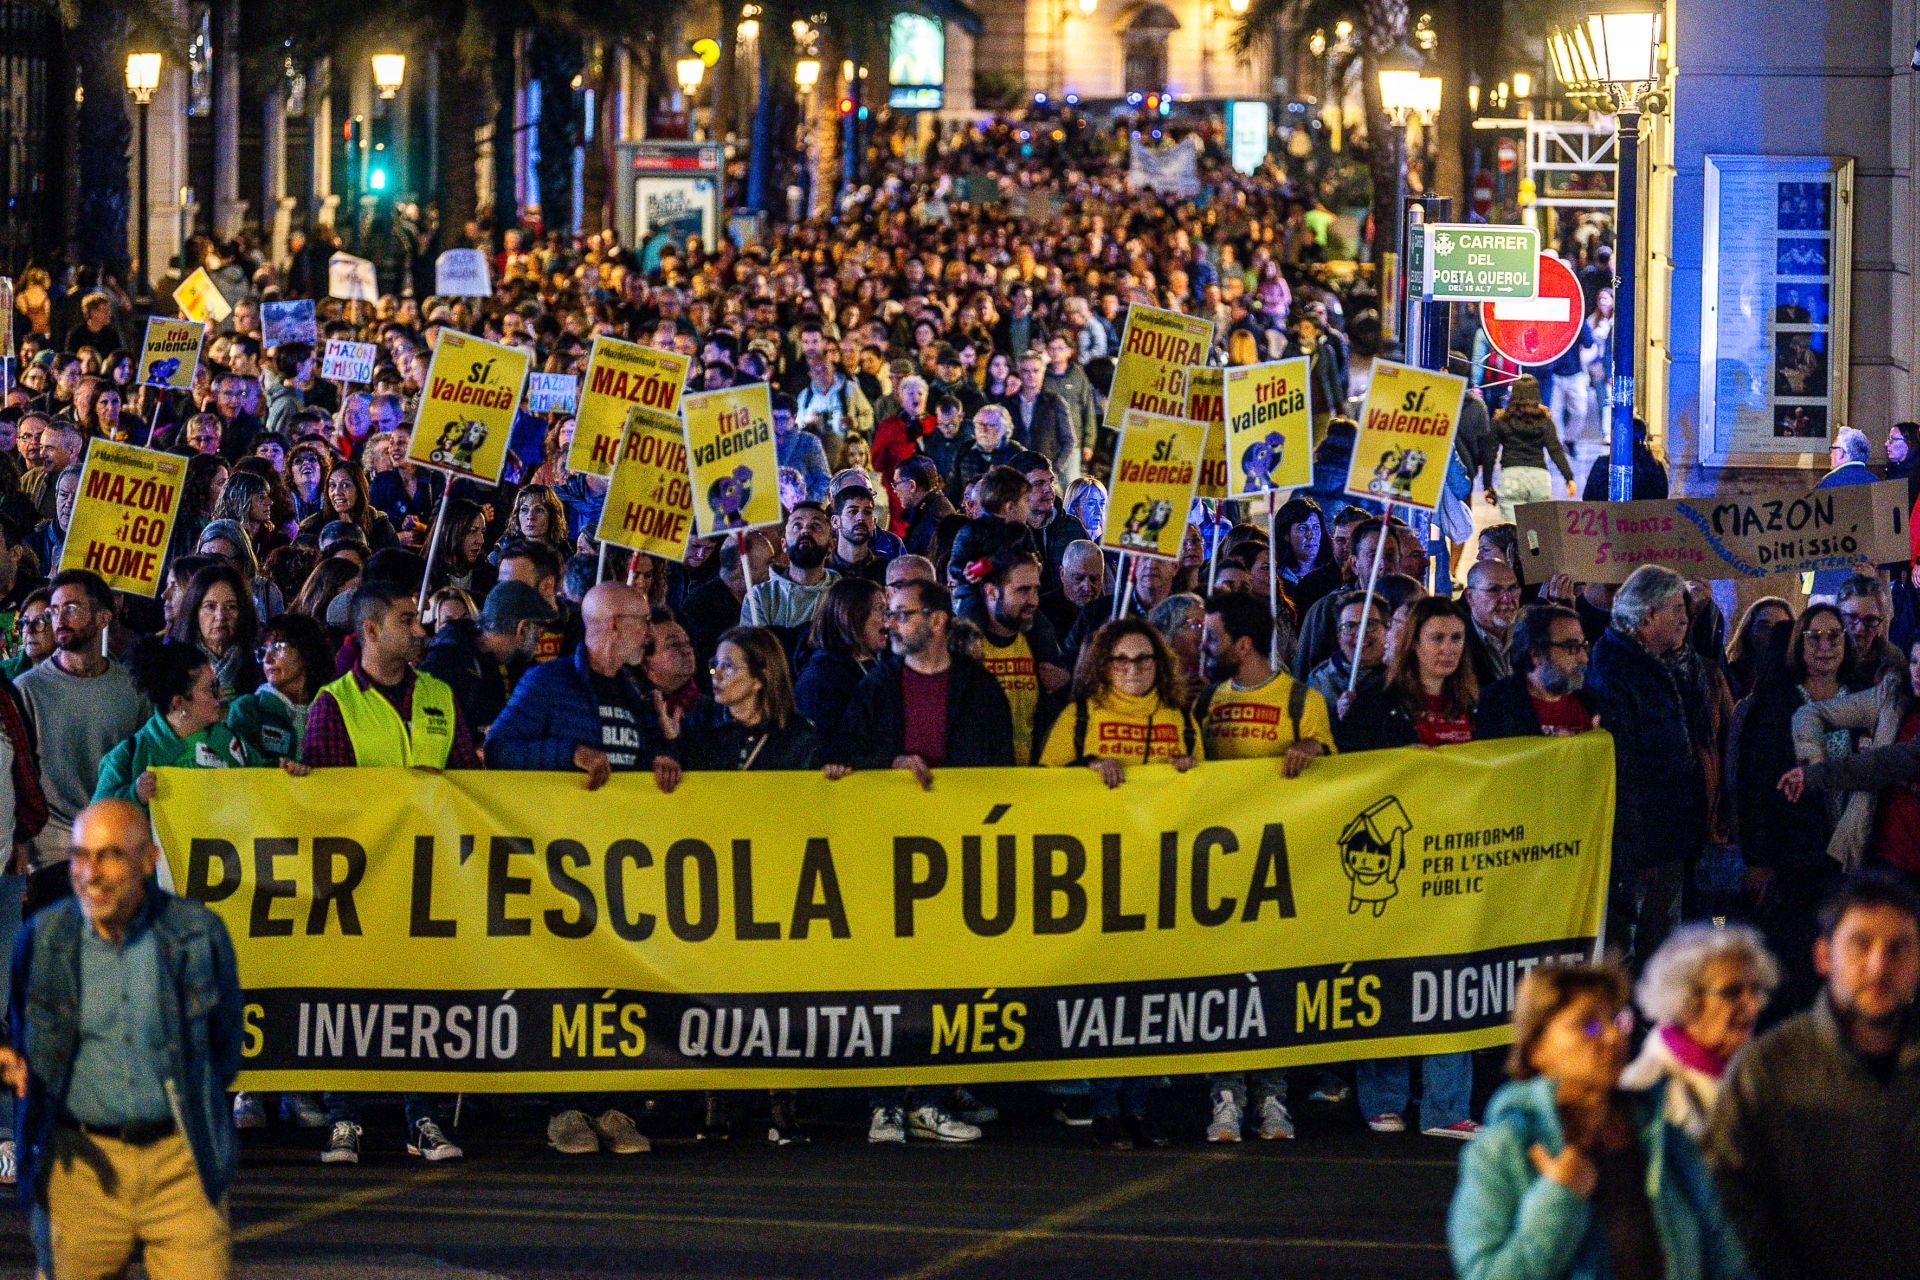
[1407,228,1428,295]
[1423,224,1539,301]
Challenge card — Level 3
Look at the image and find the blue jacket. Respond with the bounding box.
[10,888,243,1207]
[1448,1076,1750,1280]
[485,643,670,771]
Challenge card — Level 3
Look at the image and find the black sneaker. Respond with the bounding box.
[1123,1114,1168,1149]
[1092,1115,1133,1150]
[321,1120,361,1164]
[767,1094,811,1146]
[698,1092,732,1142]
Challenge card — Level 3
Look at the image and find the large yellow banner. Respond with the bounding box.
[1345,359,1467,512]
[1104,409,1204,561]
[569,336,690,477]
[599,406,694,561]
[683,382,780,536]
[1223,358,1314,499]
[410,330,531,484]
[59,441,185,595]
[150,737,1613,1091]
[1104,305,1215,429]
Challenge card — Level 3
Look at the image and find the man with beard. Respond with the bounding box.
[823,578,1009,1146]
[826,485,892,586]
[1706,873,1920,1280]
[890,457,958,561]
[1473,605,1597,738]
[1191,588,1333,1144]
[1461,558,1523,687]
[1015,451,1088,592]
[746,503,839,631]
[16,571,150,868]
[964,551,1068,764]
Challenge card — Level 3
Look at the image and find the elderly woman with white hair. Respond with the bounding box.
[1619,923,1778,1137]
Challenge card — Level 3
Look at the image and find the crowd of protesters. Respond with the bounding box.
[1,117,1915,1280]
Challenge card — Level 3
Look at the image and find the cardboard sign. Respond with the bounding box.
[435,249,493,298]
[137,317,205,390]
[1105,305,1215,430]
[1344,359,1467,512]
[1103,409,1205,561]
[408,330,531,484]
[172,267,232,325]
[526,373,579,415]
[600,406,695,561]
[321,340,378,385]
[1517,480,1912,584]
[1184,367,1228,501]
[571,336,691,477]
[328,253,378,302]
[682,382,781,536]
[1222,358,1314,500]
[58,441,185,596]
[261,299,317,349]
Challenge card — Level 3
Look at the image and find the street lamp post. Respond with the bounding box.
[794,58,820,216]
[126,52,161,301]
[1558,1,1664,503]
[1376,41,1429,359]
[677,57,707,139]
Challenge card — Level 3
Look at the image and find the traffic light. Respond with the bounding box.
[837,96,855,116]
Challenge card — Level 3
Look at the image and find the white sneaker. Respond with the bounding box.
[1258,1096,1296,1141]
[233,1092,266,1129]
[320,1121,361,1164]
[868,1105,906,1144]
[1422,1120,1482,1140]
[0,1139,15,1185]
[908,1105,980,1143]
[1367,1112,1407,1134]
[593,1109,651,1154]
[408,1118,463,1161]
[1206,1090,1244,1143]
[547,1109,600,1154]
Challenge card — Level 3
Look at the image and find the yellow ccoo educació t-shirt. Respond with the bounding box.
[1197,672,1337,761]
[977,629,1041,763]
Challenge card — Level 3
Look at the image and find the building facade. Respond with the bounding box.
[971,0,1275,102]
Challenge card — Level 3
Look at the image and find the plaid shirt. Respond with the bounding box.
[303,663,481,769]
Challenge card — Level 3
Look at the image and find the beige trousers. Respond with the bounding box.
[47,1126,230,1280]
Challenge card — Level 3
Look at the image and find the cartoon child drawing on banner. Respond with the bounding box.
[1339,796,1412,916]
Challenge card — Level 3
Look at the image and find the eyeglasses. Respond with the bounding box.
[882,608,932,623]
[1107,653,1157,670]
[18,615,49,634]
[1473,584,1522,599]
[1338,620,1386,635]
[1841,612,1884,631]
[1700,980,1774,1002]
[1804,629,1846,646]
[50,602,92,620]
[256,641,292,660]
[1546,639,1590,655]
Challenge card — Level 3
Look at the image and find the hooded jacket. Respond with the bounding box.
[92,711,262,808]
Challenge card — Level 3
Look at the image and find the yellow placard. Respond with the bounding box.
[1104,409,1206,561]
[1223,358,1315,500]
[599,406,695,562]
[173,267,232,324]
[570,336,691,477]
[149,736,1612,1091]
[682,382,781,536]
[1104,304,1215,429]
[58,441,186,596]
[410,330,531,484]
[137,317,205,391]
[1344,359,1468,512]
[1184,366,1228,501]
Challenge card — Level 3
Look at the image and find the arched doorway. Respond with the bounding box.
[1120,3,1180,94]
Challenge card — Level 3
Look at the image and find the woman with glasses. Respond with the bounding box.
[2,590,54,679]
[1620,925,1777,1138]
[227,614,335,765]
[1038,617,1200,1149]
[1448,961,1749,1280]
[165,563,263,709]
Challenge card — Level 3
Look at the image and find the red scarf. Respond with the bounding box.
[1660,1024,1730,1078]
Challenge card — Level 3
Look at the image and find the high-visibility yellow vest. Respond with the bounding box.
[321,669,457,768]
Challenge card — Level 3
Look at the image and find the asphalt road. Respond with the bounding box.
[0,1089,1464,1278]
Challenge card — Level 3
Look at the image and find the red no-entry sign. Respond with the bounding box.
[1482,253,1583,367]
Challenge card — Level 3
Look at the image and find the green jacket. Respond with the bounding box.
[93,712,263,809]
[226,686,309,764]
